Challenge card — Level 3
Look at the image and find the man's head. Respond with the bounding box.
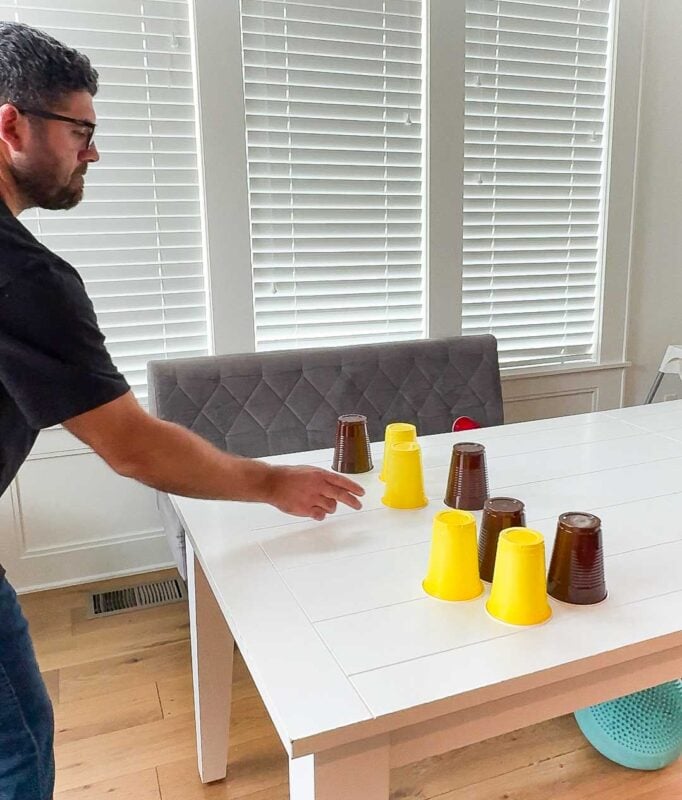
[0,22,99,212]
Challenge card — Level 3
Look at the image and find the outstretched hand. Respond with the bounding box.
[267,465,365,521]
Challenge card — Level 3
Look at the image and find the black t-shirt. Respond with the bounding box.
[0,200,130,579]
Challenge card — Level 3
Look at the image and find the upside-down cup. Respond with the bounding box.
[452,416,482,432]
[479,497,526,582]
[381,442,428,510]
[332,414,373,474]
[423,510,483,601]
[380,422,417,481]
[486,527,552,626]
[444,442,489,510]
[547,512,607,605]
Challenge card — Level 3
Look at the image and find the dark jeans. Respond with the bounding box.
[0,576,54,800]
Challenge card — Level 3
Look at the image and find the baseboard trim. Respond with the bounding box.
[17,560,178,595]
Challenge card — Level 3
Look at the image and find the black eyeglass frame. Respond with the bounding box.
[12,104,96,150]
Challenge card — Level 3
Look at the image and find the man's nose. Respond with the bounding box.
[79,143,99,164]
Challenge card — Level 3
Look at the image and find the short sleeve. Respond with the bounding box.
[0,262,130,429]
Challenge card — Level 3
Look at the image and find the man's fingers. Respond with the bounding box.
[335,488,363,510]
[324,481,363,510]
[326,472,365,497]
[316,496,337,514]
[274,468,364,520]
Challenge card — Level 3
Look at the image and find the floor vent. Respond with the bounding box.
[87,577,186,619]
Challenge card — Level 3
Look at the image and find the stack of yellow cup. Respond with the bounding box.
[381,441,428,510]
[423,510,483,601]
[380,422,417,481]
[486,527,552,626]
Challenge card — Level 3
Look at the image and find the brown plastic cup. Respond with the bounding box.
[547,512,607,605]
[332,414,373,474]
[479,497,526,582]
[444,442,489,511]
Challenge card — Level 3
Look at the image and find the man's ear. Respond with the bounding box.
[0,103,26,152]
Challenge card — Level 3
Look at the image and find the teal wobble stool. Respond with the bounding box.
[575,679,682,771]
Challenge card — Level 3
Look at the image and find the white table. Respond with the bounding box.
[173,403,682,799]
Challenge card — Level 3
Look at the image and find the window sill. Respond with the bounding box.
[500,360,631,382]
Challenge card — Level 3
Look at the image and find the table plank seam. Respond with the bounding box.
[495,455,682,492]
[272,525,682,581]
[274,539,433,576]
[342,587,682,679]
[255,540,379,720]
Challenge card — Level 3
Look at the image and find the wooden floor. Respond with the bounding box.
[18,569,680,800]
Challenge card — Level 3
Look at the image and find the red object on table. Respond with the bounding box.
[452,415,482,432]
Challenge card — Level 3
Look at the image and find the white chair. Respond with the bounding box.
[644,345,682,404]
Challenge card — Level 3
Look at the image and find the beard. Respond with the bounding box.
[10,161,87,211]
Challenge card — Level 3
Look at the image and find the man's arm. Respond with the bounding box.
[63,391,364,521]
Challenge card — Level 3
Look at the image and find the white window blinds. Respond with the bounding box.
[463,0,613,368]
[240,0,424,351]
[2,0,209,401]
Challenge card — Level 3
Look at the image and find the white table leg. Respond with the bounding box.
[187,544,234,783]
[289,736,390,800]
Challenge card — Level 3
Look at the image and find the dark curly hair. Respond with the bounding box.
[0,21,98,109]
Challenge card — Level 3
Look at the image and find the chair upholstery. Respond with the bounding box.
[148,334,503,577]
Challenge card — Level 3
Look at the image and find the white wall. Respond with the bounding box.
[625,0,682,406]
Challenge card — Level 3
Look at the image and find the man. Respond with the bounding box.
[0,22,364,800]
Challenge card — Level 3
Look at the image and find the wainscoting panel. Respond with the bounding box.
[17,453,161,554]
[501,365,625,423]
[1,428,171,593]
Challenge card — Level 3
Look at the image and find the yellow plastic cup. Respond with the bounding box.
[381,441,428,510]
[380,422,417,481]
[486,527,552,626]
[423,510,484,601]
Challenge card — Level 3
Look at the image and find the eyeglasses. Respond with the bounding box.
[13,104,96,151]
